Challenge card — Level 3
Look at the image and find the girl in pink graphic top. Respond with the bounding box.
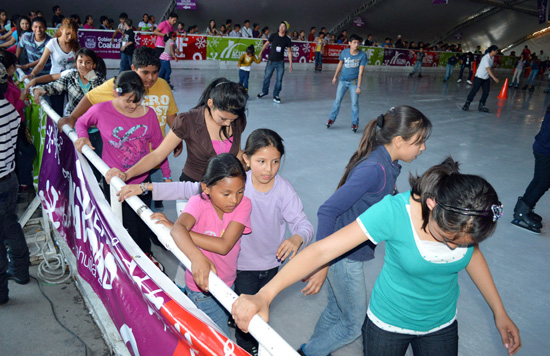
[74,70,171,269]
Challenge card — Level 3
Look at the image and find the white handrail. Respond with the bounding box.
[18,68,298,356]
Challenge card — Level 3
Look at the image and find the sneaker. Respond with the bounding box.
[326,119,334,128]
[257,92,267,98]
[146,252,165,272]
[529,86,535,92]
[457,79,462,83]
[478,104,489,113]
[245,346,258,356]
[352,124,358,133]
[273,96,281,103]
[466,80,472,84]
[7,272,30,285]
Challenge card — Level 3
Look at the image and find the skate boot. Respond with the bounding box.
[529,86,535,92]
[511,197,542,233]
[462,101,470,111]
[478,103,489,113]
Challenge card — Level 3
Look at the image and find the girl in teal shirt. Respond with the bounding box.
[232,157,521,356]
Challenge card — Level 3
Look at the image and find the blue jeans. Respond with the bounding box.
[261,60,285,97]
[0,172,30,300]
[238,69,250,92]
[410,61,422,75]
[363,317,458,356]
[525,69,540,86]
[329,80,360,126]
[159,59,172,83]
[303,258,368,356]
[120,52,132,73]
[315,52,322,67]
[444,64,454,80]
[186,286,233,337]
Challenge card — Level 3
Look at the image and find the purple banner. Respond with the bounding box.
[177,0,197,10]
[37,117,249,356]
[383,48,415,66]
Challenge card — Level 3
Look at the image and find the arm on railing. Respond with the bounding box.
[17,68,298,356]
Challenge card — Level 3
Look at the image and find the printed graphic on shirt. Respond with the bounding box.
[109,125,149,168]
[143,94,170,128]
[344,57,362,69]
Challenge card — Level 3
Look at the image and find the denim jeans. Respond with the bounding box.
[159,60,172,84]
[0,172,30,300]
[522,151,550,208]
[238,69,250,92]
[458,64,470,80]
[261,60,285,97]
[329,80,360,125]
[315,52,322,67]
[302,258,367,356]
[525,69,540,86]
[120,52,133,72]
[186,286,233,337]
[363,317,458,356]
[410,61,422,75]
[234,268,279,351]
[444,64,454,80]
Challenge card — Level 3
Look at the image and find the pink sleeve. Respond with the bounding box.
[183,195,204,221]
[75,104,99,138]
[147,110,172,179]
[229,197,252,234]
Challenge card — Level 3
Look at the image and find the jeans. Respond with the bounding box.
[511,68,522,85]
[238,69,250,92]
[444,64,454,80]
[458,64,470,80]
[186,286,233,337]
[410,61,422,75]
[120,52,133,72]
[522,151,550,208]
[315,52,322,68]
[0,172,31,300]
[159,60,172,84]
[303,258,368,356]
[329,80,360,126]
[363,317,458,356]
[525,69,540,86]
[234,268,279,351]
[261,60,285,97]
[466,77,490,105]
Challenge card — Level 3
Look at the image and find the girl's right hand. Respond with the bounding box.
[106,168,126,184]
[32,87,46,104]
[74,137,94,153]
[231,292,270,333]
[117,184,141,201]
[301,265,329,296]
[190,253,217,292]
[151,212,174,229]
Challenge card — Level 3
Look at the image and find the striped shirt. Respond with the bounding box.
[0,99,21,178]
[18,32,52,76]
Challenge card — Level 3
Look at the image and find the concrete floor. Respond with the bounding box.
[4,67,549,356]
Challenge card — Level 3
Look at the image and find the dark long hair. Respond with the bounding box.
[199,153,247,198]
[194,77,247,141]
[114,71,145,103]
[410,157,501,243]
[337,105,432,189]
[243,128,285,170]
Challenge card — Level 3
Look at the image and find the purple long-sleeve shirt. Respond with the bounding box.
[152,171,315,271]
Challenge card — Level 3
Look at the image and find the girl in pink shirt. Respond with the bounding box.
[171,153,251,336]
[75,71,170,269]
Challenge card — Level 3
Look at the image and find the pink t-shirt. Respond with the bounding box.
[75,100,171,184]
[211,138,233,155]
[83,24,94,29]
[155,20,173,47]
[184,193,252,292]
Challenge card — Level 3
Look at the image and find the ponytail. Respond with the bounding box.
[337,105,431,189]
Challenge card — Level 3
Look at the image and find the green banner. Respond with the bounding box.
[360,47,384,66]
[438,52,456,67]
[206,36,264,61]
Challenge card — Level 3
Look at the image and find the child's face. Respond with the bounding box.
[87,17,93,25]
[349,40,361,51]
[20,19,30,31]
[243,146,281,187]
[427,214,473,249]
[32,21,46,38]
[61,28,73,43]
[0,12,6,22]
[208,101,239,127]
[115,92,142,114]
[246,52,253,57]
[202,177,245,216]
[134,64,159,89]
[394,133,426,163]
[6,64,15,77]
[76,55,95,77]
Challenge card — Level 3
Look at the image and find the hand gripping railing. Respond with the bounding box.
[19,68,298,356]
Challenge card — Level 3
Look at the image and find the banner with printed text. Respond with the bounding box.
[38,117,249,356]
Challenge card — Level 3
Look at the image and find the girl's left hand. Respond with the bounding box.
[190,253,217,292]
[495,312,521,355]
[74,137,94,153]
[276,235,303,261]
[117,184,141,202]
[151,212,174,229]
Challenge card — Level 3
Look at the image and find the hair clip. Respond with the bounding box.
[215,81,230,88]
[376,114,384,128]
[491,204,504,222]
[115,87,123,95]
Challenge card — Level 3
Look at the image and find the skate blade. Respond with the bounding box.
[511,219,541,234]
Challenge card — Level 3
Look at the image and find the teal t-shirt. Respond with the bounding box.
[356,191,474,332]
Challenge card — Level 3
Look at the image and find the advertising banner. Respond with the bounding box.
[38,117,249,356]
[207,37,264,61]
[382,48,415,66]
[177,0,197,10]
[175,35,208,61]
